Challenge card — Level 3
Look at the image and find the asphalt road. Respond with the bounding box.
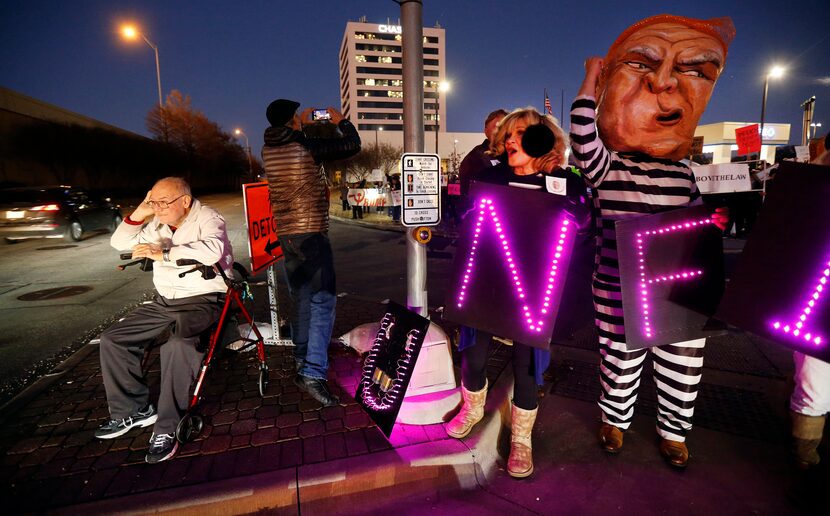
[0,192,458,405]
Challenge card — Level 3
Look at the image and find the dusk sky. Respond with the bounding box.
[2,0,828,157]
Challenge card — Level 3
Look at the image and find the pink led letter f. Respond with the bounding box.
[636,218,713,339]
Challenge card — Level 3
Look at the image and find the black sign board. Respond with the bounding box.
[617,204,725,349]
[443,182,582,349]
[356,302,431,437]
[716,162,830,361]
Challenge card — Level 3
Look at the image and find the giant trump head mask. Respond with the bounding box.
[596,15,735,160]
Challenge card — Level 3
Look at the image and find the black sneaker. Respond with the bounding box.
[94,404,158,439]
[294,374,340,407]
[145,432,178,464]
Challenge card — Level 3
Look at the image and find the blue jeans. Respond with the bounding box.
[280,233,337,380]
[289,281,336,379]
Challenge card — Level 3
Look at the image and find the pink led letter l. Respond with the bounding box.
[770,255,829,347]
[455,198,572,334]
[636,218,713,339]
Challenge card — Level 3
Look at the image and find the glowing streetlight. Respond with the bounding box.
[434,81,451,153]
[760,65,785,153]
[811,122,822,139]
[234,128,253,179]
[120,23,163,109]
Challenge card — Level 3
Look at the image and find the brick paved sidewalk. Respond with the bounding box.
[0,280,513,513]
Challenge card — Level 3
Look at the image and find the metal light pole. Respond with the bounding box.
[234,128,253,179]
[811,122,823,139]
[759,65,785,157]
[121,24,163,109]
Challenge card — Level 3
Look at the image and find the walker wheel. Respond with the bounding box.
[258,364,269,398]
[176,413,203,443]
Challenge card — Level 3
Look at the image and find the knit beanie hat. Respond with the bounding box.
[266,99,300,127]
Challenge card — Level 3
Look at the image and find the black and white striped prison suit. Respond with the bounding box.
[570,96,705,442]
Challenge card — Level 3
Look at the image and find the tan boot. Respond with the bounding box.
[791,411,825,469]
[446,380,488,439]
[507,403,537,478]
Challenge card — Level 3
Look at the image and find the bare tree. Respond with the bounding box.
[328,142,402,184]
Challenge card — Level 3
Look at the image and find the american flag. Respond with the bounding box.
[544,92,552,115]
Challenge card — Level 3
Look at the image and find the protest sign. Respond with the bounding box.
[616,205,726,350]
[716,162,830,362]
[443,182,587,349]
[735,124,761,155]
[356,302,431,437]
[692,163,752,194]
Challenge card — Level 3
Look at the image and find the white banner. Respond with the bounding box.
[347,188,387,207]
[692,163,752,194]
[795,146,810,163]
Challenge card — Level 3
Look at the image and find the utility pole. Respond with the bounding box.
[400,0,427,316]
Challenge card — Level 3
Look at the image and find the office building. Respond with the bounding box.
[339,19,446,133]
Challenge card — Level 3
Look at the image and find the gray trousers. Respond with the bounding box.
[99,294,222,434]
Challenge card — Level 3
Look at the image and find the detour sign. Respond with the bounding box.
[243,182,281,273]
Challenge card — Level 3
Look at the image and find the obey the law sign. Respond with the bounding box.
[692,163,752,194]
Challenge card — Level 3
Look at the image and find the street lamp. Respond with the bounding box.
[759,65,785,155]
[234,128,253,179]
[120,24,164,109]
[811,122,823,139]
[434,81,450,154]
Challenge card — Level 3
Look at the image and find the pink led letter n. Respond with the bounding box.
[770,256,829,348]
[636,218,713,339]
[455,198,571,334]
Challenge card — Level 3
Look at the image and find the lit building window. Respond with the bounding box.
[380,56,392,64]
[356,55,367,63]
[364,78,375,86]
[388,91,403,98]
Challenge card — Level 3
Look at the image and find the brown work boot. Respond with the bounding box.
[791,411,825,470]
[446,379,488,439]
[507,403,537,478]
[659,438,690,468]
[598,423,624,454]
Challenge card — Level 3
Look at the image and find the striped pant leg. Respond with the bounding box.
[598,336,648,430]
[651,338,706,442]
[593,277,647,430]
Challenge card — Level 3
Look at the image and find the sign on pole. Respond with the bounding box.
[242,182,281,273]
[401,153,441,227]
[735,124,761,155]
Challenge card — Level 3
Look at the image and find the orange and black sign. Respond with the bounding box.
[243,182,281,273]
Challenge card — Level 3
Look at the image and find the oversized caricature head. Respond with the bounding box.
[596,15,735,160]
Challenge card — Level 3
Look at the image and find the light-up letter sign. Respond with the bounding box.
[444,182,582,350]
[455,198,571,335]
[356,302,430,437]
[616,204,726,350]
[770,256,829,348]
[715,162,830,362]
[635,218,713,340]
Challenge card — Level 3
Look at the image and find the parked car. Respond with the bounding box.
[0,186,122,242]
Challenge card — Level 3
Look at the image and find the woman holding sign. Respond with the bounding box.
[445,107,588,478]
